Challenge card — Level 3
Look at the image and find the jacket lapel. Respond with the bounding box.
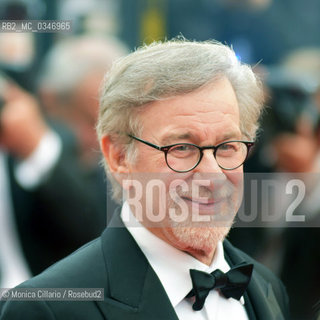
[95,213,178,320]
[246,273,286,320]
[223,240,285,320]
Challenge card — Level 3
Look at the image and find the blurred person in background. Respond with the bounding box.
[277,50,320,320]
[261,67,319,174]
[38,35,128,167]
[229,65,320,319]
[0,0,49,285]
[0,35,127,286]
[282,48,320,112]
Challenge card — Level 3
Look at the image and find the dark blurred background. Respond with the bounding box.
[2,0,320,76]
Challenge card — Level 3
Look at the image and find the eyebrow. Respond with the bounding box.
[161,130,241,146]
[161,133,193,145]
[218,131,242,142]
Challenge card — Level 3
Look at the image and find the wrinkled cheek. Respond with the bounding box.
[227,168,243,185]
[227,170,244,211]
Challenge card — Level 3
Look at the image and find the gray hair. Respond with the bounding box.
[96,39,264,202]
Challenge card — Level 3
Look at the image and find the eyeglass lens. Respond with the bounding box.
[165,142,248,172]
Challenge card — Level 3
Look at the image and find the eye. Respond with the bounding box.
[217,142,240,154]
[168,144,198,158]
[174,144,192,151]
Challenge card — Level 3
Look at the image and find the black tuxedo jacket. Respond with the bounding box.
[0,212,290,320]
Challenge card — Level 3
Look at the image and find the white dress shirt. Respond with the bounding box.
[0,130,61,288]
[0,151,31,288]
[121,201,249,320]
[14,130,61,190]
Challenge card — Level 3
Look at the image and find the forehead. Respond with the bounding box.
[138,77,240,143]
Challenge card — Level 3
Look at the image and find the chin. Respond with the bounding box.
[165,224,231,256]
[161,193,238,256]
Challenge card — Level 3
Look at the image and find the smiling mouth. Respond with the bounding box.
[181,196,216,205]
[179,196,221,216]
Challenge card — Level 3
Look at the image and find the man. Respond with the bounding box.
[0,39,290,319]
[0,36,124,280]
[0,79,106,283]
[38,35,128,167]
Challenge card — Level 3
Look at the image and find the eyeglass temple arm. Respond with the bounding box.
[128,134,161,151]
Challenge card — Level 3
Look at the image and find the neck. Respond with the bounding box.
[187,248,216,266]
[148,226,217,266]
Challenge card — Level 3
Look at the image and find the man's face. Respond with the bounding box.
[124,77,243,259]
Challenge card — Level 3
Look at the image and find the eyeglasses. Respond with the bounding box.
[128,134,254,172]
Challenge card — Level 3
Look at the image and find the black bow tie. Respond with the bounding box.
[187,263,253,311]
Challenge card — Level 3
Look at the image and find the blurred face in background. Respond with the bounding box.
[272,117,318,172]
[67,70,105,164]
[41,70,105,166]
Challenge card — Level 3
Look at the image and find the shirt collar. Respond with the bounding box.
[120,201,232,308]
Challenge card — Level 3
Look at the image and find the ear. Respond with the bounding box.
[100,135,130,174]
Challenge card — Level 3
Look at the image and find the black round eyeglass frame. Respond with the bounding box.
[128,134,254,172]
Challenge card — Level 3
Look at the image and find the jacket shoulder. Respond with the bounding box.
[28,237,106,288]
[0,238,106,320]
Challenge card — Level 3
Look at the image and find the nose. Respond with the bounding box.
[194,149,224,174]
[192,150,226,190]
